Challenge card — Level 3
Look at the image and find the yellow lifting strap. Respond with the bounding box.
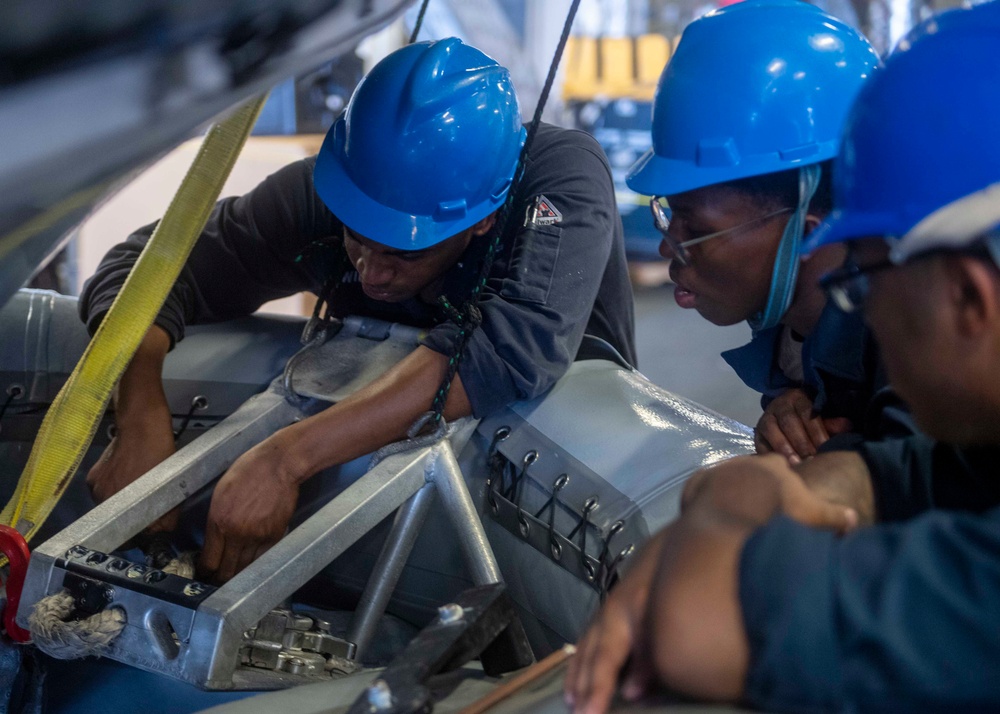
[1,94,268,545]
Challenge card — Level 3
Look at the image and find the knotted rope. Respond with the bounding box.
[29,592,126,659]
[28,549,196,659]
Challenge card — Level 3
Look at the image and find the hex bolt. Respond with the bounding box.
[437,603,464,624]
[366,679,393,711]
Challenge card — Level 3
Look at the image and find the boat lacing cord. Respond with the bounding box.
[172,395,209,443]
[485,427,634,600]
[0,387,21,428]
[281,245,351,402]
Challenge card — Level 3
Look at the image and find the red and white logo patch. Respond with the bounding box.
[524,195,563,227]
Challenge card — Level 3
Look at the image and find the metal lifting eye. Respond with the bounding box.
[522,450,538,467]
[517,511,530,538]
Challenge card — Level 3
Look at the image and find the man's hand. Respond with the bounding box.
[639,456,857,703]
[565,534,665,714]
[199,435,303,583]
[199,345,473,583]
[755,388,853,463]
[684,454,859,534]
[567,455,860,714]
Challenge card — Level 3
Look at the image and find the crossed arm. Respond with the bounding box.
[564,451,872,714]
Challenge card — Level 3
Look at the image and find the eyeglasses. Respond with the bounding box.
[649,197,792,267]
[819,257,895,313]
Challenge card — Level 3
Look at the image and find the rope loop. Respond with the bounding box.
[29,591,126,660]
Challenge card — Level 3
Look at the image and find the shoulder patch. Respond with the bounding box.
[524,195,563,227]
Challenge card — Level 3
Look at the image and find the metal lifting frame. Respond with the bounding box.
[15,316,503,690]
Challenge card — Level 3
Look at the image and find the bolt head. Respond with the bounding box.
[367,679,393,710]
[437,603,464,624]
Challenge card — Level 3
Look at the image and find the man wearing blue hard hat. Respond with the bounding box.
[80,38,636,582]
[626,0,910,463]
[567,4,1000,711]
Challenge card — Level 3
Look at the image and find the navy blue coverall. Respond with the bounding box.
[740,435,1000,712]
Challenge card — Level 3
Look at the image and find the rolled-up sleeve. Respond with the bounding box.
[421,128,621,418]
[739,510,1000,713]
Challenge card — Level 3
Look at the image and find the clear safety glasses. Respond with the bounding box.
[819,258,895,313]
[649,197,792,267]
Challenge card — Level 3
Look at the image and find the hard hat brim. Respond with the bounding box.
[626,143,838,198]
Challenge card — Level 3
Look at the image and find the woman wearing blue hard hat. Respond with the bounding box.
[79,38,636,582]
[567,4,1000,712]
[626,0,896,462]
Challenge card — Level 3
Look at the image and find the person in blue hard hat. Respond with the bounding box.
[566,4,1000,711]
[626,0,905,463]
[80,38,636,582]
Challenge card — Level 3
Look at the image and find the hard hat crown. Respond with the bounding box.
[627,0,880,197]
[804,2,1000,260]
[314,38,526,250]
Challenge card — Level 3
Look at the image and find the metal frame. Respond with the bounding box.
[347,583,534,714]
[16,317,503,690]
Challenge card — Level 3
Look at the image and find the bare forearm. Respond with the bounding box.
[643,465,785,700]
[644,456,859,700]
[648,515,750,701]
[274,346,471,481]
[115,325,172,428]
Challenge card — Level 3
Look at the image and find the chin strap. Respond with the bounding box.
[749,163,821,333]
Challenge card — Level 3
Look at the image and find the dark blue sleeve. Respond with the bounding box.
[422,129,621,418]
[739,512,1000,713]
[831,436,1000,522]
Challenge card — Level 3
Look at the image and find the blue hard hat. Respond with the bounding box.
[313,38,526,250]
[626,0,880,197]
[803,2,1000,261]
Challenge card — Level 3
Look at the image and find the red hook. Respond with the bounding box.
[0,525,32,642]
